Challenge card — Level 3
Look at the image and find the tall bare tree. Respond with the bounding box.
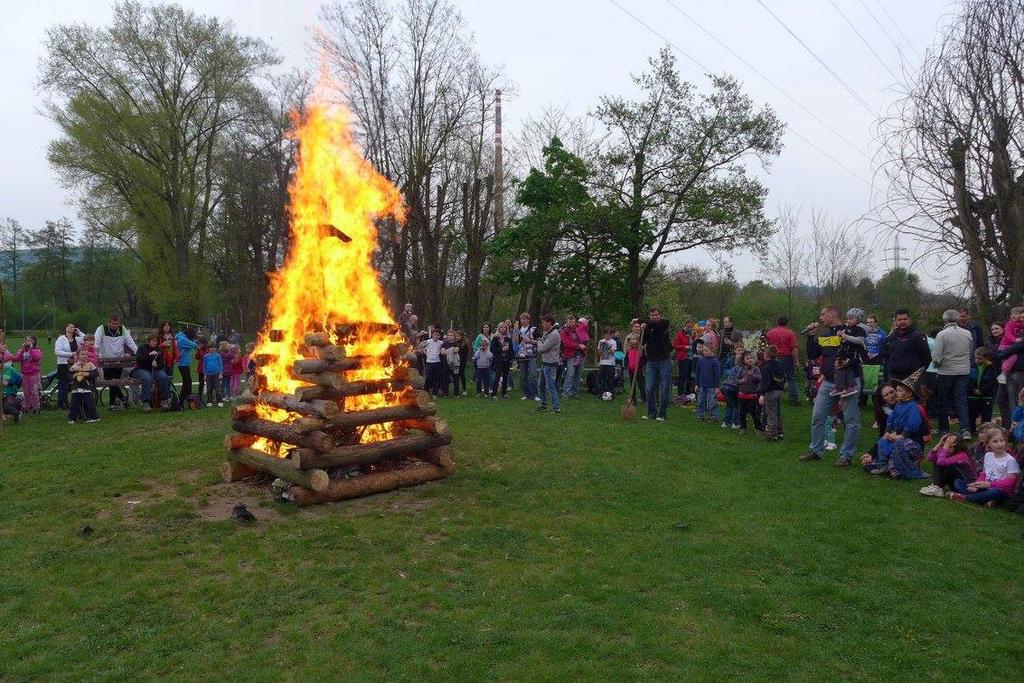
[759,206,808,318]
[880,0,1024,322]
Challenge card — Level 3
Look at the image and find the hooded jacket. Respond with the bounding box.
[537,327,562,364]
[95,324,138,360]
[175,331,199,367]
[13,347,43,377]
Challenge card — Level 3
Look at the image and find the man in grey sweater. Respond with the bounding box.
[932,309,974,438]
[536,313,562,414]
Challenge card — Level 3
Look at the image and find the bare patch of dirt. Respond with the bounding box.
[190,482,284,523]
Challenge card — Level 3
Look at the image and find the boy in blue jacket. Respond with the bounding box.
[202,342,224,407]
[695,344,722,422]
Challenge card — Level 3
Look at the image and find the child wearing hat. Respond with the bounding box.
[861,371,929,479]
[829,308,868,400]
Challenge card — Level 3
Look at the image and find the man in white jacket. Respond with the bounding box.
[94,315,138,409]
[932,309,974,438]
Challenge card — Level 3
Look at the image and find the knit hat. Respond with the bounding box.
[846,307,865,321]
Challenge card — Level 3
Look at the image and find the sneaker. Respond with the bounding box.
[656,417,665,422]
[85,418,100,423]
[218,402,224,407]
[798,451,822,462]
[840,387,859,398]
[720,422,728,428]
[985,501,999,509]
[777,433,785,439]
[919,484,944,497]
[834,459,851,468]
[730,424,740,430]
[206,402,213,407]
[824,442,837,451]
[552,408,561,414]
[68,419,75,424]
[869,467,888,475]
[947,492,966,502]
[520,396,527,401]
[641,415,650,420]
[534,396,542,402]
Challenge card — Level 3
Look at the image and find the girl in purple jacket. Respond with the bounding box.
[13,335,43,414]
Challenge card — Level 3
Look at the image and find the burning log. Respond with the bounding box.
[228,447,329,492]
[224,432,259,450]
[288,431,451,469]
[399,416,452,439]
[334,322,400,338]
[269,330,285,342]
[317,345,346,361]
[324,403,436,431]
[304,332,331,347]
[288,462,450,507]
[295,378,411,402]
[293,371,347,391]
[293,357,362,374]
[231,418,334,452]
[230,404,259,421]
[220,460,260,482]
[250,392,340,418]
[253,353,275,367]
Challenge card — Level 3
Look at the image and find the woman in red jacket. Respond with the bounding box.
[673,326,692,396]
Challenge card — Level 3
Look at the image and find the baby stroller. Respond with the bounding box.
[37,370,59,410]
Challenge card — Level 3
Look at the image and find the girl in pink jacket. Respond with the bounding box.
[919,433,977,497]
[948,428,1021,506]
[14,335,43,413]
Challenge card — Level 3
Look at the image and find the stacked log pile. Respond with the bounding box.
[221,323,455,506]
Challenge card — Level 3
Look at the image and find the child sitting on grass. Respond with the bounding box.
[919,432,976,497]
[862,376,927,479]
[948,427,1020,506]
[67,349,100,424]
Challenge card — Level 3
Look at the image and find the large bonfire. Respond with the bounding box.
[251,91,406,450]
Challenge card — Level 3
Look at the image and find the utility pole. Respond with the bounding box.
[494,89,504,233]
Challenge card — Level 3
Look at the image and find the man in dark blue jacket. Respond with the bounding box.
[798,305,866,467]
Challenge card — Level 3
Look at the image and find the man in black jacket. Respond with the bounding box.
[881,309,931,381]
[632,308,672,421]
[798,305,866,467]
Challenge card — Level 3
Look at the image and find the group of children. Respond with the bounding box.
[920,423,1022,513]
[692,341,788,439]
[196,338,254,407]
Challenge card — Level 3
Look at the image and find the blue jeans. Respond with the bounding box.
[953,479,1009,505]
[780,355,798,401]
[644,359,673,419]
[563,361,581,398]
[935,374,971,432]
[721,385,739,425]
[696,386,719,420]
[131,368,171,402]
[809,378,861,460]
[476,367,493,394]
[539,362,560,410]
[518,356,537,399]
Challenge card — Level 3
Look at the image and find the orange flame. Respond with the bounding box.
[251,86,406,453]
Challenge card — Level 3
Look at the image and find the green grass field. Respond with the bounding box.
[1,383,1021,679]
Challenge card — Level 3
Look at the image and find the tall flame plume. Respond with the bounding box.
[251,88,406,452]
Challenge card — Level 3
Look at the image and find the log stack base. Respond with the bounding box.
[221,321,455,505]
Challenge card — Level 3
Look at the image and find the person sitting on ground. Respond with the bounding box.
[860,373,928,480]
[919,432,977,497]
[947,427,1020,506]
[694,344,721,423]
[131,333,173,412]
[67,349,100,424]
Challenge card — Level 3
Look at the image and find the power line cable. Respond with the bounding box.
[870,0,923,61]
[828,0,901,82]
[663,0,868,160]
[607,0,872,187]
[755,0,878,117]
[857,0,912,67]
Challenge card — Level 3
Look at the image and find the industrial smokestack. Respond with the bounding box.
[494,89,504,232]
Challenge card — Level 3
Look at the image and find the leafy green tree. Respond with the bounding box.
[876,268,923,317]
[24,219,75,311]
[591,48,784,314]
[39,1,278,320]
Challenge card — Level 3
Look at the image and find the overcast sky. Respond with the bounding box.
[1,0,955,286]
